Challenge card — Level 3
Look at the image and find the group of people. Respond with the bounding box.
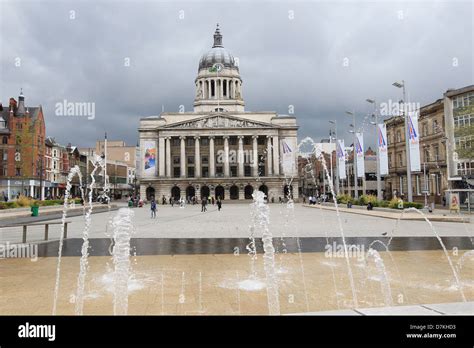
[305,194,329,205]
[200,196,222,212]
[148,195,223,219]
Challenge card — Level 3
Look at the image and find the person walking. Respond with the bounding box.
[201,197,208,212]
[151,199,157,219]
[217,197,222,211]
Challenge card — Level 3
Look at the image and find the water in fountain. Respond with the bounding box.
[313,140,359,308]
[52,165,83,315]
[297,137,359,308]
[297,137,339,310]
[366,248,393,306]
[457,250,474,272]
[111,207,135,315]
[74,156,102,315]
[366,238,409,306]
[252,190,280,314]
[390,207,467,302]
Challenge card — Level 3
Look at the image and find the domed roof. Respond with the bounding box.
[198,25,238,71]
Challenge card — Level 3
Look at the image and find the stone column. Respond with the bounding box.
[209,136,215,177]
[266,135,273,176]
[272,135,280,175]
[158,137,165,177]
[224,136,230,177]
[165,137,171,178]
[180,136,186,178]
[238,135,244,177]
[194,136,201,178]
[252,135,258,177]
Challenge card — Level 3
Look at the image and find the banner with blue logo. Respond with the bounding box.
[337,139,346,180]
[355,133,365,178]
[408,111,421,172]
[377,124,389,175]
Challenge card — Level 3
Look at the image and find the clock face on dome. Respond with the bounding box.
[214,63,223,72]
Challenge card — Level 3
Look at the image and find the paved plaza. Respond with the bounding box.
[1,202,472,316]
[0,202,472,244]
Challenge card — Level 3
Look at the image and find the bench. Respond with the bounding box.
[1,221,72,243]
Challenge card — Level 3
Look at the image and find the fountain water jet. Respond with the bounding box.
[298,136,359,308]
[74,156,102,315]
[252,190,280,315]
[52,165,83,315]
[366,248,393,306]
[111,207,135,315]
[390,207,467,302]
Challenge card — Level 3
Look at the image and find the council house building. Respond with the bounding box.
[138,25,299,202]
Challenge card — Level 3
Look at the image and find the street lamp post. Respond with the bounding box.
[393,80,413,202]
[329,129,334,195]
[329,120,339,195]
[346,111,358,199]
[367,98,383,201]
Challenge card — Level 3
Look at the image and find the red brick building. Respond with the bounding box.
[0,91,46,199]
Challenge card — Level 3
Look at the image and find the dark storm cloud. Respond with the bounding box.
[0,0,472,149]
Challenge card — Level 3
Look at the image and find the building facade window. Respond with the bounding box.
[422,123,428,137]
[424,148,430,162]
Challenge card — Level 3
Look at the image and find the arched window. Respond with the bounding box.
[211,80,215,97]
[223,79,227,97]
[244,185,253,199]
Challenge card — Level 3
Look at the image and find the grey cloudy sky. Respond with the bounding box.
[0,0,472,149]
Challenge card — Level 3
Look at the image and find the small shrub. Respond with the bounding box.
[337,194,353,204]
[16,195,33,207]
[403,202,423,209]
[357,194,379,206]
[388,198,401,209]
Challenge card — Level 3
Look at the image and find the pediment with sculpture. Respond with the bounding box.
[163,115,273,129]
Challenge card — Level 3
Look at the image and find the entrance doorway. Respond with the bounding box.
[230,185,239,200]
[215,185,225,200]
[244,184,253,199]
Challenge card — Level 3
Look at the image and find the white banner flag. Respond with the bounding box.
[337,139,346,180]
[408,110,421,172]
[281,139,297,175]
[355,133,365,178]
[378,124,389,175]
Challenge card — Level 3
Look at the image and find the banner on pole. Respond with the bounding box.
[281,139,297,175]
[355,133,365,178]
[142,140,156,176]
[337,139,346,180]
[408,110,421,172]
[378,124,389,175]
